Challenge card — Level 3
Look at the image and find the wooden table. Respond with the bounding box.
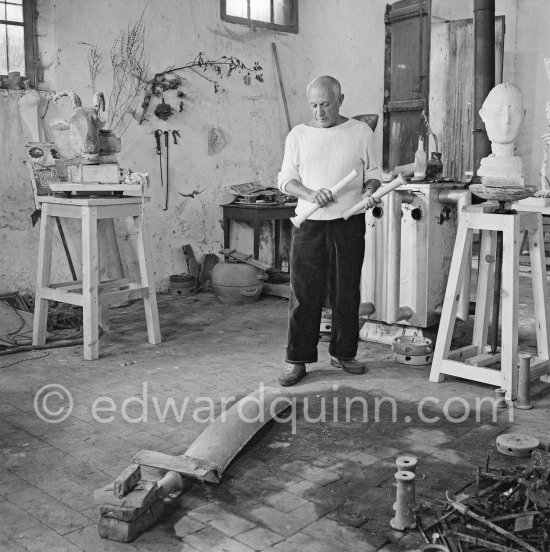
[221,203,296,267]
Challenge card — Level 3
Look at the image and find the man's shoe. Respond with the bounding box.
[330,357,366,374]
[278,363,306,386]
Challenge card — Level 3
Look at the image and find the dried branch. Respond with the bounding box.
[108,10,148,133]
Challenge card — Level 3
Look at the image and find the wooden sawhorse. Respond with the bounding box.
[429,205,550,400]
[33,196,161,360]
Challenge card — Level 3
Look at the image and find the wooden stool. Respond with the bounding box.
[33,196,161,360]
[429,204,550,399]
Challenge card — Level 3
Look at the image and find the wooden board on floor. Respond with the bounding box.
[262,282,290,299]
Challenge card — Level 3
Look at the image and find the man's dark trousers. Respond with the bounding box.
[286,214,366,363]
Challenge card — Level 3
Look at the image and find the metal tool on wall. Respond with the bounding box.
[163,130,169,210]
[154,129,164,188]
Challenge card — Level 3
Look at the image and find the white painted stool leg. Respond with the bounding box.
[82,206,99,360]
[133,207,161,344]
[33,204,54,346]
[472,230,496,352]
[500,215,520,400]
[430,219,473,383]
[528,213,550,363]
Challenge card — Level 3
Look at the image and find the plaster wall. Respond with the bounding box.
[1,0,388,293]
[514,0,550,187]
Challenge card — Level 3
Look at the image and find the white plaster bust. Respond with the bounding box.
[478,83,526,185]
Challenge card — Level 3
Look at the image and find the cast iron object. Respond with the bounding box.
[393,335,432,356]
[496,433,539,457]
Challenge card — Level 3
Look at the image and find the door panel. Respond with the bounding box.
[383,0,431,172]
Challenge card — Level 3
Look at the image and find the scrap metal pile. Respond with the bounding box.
[419,451,550,552]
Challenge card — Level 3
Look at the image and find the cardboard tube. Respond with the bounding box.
[290,169,358,228]
[342,173,406,220]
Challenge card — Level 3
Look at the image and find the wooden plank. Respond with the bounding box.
[464,352,501,367]
[430,220,473,382]
[98,287,149,306]
[262,282,290,299]
[133,209,161,344]
[49,183,142,194]
[528,214,550,363]
[442,17,504,180]
[131,450,218,483]
[500,216,520,399]
[472,230,496,351]
[82,206,99,360]
[40,288,84,306]
[32,204,55,346]
[439,359,502,386]
[40,196,147,206]
[447,345,479,361]
[219,248,271,271]
[272,42,291,133]
[68,163,119,183]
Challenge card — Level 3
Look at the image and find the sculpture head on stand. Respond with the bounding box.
[480,83,525,154]
[478,83,526,186]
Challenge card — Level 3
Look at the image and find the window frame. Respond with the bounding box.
[0,0,37,85]
[220,0,298,34]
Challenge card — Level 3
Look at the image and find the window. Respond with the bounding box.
[221,0,298,33]
[0,0,35,82]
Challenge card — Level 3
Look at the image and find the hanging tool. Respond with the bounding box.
[154,129,164,188]
[163,130,169,211]
[172,130,181,145]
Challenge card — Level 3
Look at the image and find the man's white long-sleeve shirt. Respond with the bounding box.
[277,118,381,220]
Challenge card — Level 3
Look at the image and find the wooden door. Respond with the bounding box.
[441,17,505,181]
[383,0,431,172]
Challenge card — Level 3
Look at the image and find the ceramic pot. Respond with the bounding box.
[211,263,265,304]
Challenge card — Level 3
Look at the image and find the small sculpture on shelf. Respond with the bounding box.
[49,91,109,161]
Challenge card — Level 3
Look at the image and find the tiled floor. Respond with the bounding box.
[0,289,549,551]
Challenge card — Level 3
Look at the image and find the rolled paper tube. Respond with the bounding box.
[342,173,407,220]
[290,169,358,228]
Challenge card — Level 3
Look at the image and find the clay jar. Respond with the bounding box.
[211,263,265,304]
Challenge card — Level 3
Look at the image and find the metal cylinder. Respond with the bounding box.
[390,471,416,531]
[515,353,534,410]
[396,455,417,473]
[472,0,495,177]
[495,387,507,409]
[386,191,402,323]
[490,230,503,354]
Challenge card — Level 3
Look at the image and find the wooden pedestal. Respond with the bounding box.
[429,205,550,400]
[33,196,161,360]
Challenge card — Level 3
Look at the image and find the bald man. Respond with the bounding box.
[277,76,382,386]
